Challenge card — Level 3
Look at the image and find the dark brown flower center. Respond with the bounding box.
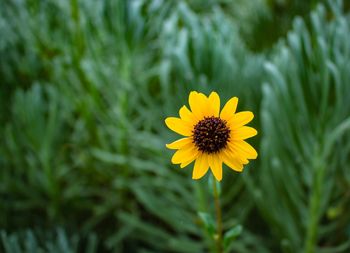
[193,116,230,154]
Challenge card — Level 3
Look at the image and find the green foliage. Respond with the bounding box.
[0,229,97,253]
[158,1,265,109]
[0,0,264,252]
[224,225,243,252]
[1,0,350,252]
[250,1,350,252]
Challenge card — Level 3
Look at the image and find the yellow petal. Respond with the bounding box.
[189,91,209,119]
[166,138,193,150]
[220,97,238,121]
[229,111,254,129]
[192,153,209,180]
[208,92,220,117]
[180,151,199,168]
[171,146,198,164]
[231,126,257,140]
[221,149,243,172]
[229,141,257,159]
[208,154,223,181]
[165,117,193,136]
[179,105,198,123]
[226,145,249,164]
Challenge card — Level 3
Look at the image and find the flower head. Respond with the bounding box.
[165,91,257,181]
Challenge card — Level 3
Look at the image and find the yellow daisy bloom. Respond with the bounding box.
[165,91,258,181]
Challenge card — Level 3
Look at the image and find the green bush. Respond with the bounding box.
[250,1,350,252]
[1,0,350,252]
[1,229,97,253]
[0,0,264,252]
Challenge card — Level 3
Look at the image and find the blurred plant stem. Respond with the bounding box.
[304,156,325,253]
[70,0,85,61]
[213,180,223,253]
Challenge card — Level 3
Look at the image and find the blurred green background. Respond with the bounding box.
[1,0,350,252]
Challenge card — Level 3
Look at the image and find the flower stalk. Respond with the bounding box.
[213,179,223,253]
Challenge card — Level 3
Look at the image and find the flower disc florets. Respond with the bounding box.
[193,116,230,153]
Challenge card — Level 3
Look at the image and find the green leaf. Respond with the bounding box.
[198,212,216,238]
[223,225,243,251]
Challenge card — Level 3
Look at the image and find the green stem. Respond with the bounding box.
[213,180,223,253]
[304,160,325,253]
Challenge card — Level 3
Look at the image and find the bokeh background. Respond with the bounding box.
[1,0,350,252]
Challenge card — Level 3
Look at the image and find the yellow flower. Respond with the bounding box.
[165,91,258,181]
